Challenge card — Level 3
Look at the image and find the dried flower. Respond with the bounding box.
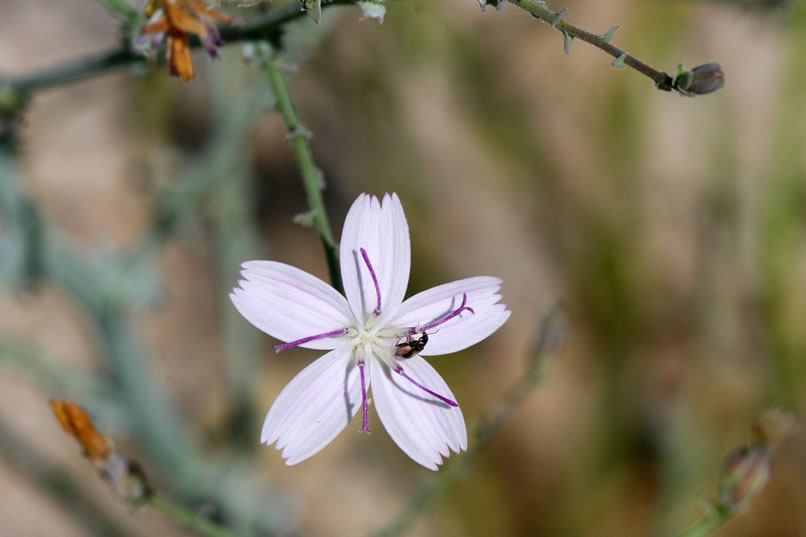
[231,193,510,469]
[50,400,152,504]
[137,0,238,82]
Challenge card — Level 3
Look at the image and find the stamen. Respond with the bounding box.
[274,328,348,353]
[360,247,382,315]
[411,293,475,334]
[394,365,458,407]
[358,360,370,433]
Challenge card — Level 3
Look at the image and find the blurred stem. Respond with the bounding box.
[370,306,567,537]
[675,510,728,537]
[151,496,243,537]
[264,55,343,293]
[210,64,262,448]
[507,0,675,91]
[7,1,351,94]
[1,124,287,533]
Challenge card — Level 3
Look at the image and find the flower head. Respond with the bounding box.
[137,0,238,82]
[231,193,510,469]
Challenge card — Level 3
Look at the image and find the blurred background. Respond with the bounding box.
[1,0,806,536]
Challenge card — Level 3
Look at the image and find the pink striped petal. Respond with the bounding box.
[230,261,353,350]
[370,356,466,470]
[391,277,510,356]
[261,345,363,465]
[340,193,411,325]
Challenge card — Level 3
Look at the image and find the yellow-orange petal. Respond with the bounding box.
[50,400,112,464]
[168,32,195,82]
[164,0,210,38]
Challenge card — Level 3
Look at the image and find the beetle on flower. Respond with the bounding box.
[230,193,510,470]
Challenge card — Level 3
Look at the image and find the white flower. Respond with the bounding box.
[230,193,510,470]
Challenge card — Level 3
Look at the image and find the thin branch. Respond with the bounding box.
[264,54,343,293]
[4,0,353,94]
[505,0,676,90]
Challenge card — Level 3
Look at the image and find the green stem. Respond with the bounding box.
[675,510,729,537]
[507,0,675,91]
[150,496,243,537]
[264,56,343,292]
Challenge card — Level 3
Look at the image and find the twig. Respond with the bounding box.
[5,0,354,94]
[264,54,343,292]
[369,306,568,537]
[505,0,676,90]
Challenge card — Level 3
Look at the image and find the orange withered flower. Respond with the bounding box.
[50,400,152,504]
[137,0,239,82]
[50,400,112,466]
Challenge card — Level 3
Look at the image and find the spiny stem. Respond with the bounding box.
[264,55,343,293]
[5,0,353,94]
[150,496,243,537]
[507,0,675,91]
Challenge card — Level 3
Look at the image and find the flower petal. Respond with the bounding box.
[261,345,362,465]
[370,356,466,470]
[391,277,510,356]
[230,261,353,350]
[340,193,411,325]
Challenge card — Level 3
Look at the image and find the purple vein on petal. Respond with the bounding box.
[274,328,348,352]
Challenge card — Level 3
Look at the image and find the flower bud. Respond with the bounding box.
[718,445,772,514]
[674,63,725,96]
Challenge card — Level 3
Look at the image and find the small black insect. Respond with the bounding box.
[395,332,429,359]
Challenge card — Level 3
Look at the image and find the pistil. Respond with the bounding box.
[410,293,475,334]
[360,247,382,315]
[393,364,458,407]
[274,328,349,353]
[358,360,370,433]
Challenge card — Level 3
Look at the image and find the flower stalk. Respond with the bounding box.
[263,54,343,293]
